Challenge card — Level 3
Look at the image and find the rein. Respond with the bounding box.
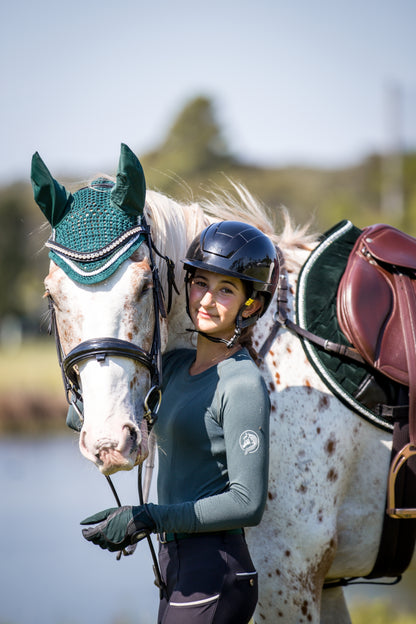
[47,216,175,595]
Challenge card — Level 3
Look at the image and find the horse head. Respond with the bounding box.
[32,144,168,475]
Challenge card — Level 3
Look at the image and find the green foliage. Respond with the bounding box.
[350,600,416,624]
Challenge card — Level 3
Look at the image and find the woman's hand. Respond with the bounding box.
[80,505,154,552]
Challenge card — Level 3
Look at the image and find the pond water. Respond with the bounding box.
[0,435,158,624]
[1,435,414,624]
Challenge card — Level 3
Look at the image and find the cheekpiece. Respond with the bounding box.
[46,178,145,284]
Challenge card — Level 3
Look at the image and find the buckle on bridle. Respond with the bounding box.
[143,385,162,431]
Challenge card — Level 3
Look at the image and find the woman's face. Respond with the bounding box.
[188,269,248,340]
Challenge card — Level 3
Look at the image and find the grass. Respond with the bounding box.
[0,338,67,434]
[0,337,62,395]
[350,600,416,623]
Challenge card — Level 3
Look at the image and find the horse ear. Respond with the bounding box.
[111,143,146,217]
[31,152,72,226]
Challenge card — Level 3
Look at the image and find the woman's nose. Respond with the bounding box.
[200,290,215,306]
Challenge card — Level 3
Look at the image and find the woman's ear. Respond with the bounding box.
[242,298,263,318]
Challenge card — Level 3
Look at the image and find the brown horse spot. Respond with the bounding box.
[269,349,275,357]
[269,382,276,393]
[286,345,292,353]
[271,404,276,412]
[275,371,281,384]
[318,395,329,410]
[298,484,307,494]
[276,569,281,576]
[327,468,338,482]
[268,491,275,500]
[325,437,336,455]
[316,427,321,434]
[285,550,291,557]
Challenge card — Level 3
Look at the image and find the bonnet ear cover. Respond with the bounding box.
[111,143,146,217]
[31,152,72,227]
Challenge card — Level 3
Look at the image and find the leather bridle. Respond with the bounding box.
[48,216,178,433]
[47,216,177,591]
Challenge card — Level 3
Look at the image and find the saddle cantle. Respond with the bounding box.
[337,223,416,387]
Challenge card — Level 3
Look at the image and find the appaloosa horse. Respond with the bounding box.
[32,144,414,623]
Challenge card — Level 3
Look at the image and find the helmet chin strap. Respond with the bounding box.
[186,327,241,349]
[186,298,260,349]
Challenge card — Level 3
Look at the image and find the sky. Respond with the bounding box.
[1,0,415,185]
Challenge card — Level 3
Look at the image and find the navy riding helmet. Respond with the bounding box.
[182,221,280,347]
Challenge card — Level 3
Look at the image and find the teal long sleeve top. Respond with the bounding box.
[146,348,270,534]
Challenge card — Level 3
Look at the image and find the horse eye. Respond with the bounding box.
[140,278,153,296]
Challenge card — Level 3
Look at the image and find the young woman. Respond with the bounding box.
[81,220,279,624]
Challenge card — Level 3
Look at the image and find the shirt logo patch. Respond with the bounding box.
[239,430,260,455]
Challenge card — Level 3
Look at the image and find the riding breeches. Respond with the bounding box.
[157,532,258,624]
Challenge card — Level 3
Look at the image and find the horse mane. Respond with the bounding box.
[144,190,211,289]
[194,181,319,272]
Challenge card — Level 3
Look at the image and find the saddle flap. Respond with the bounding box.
[363,224,416,271]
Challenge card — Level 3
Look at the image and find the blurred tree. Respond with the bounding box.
[141,96,235,192]
[0,183,48,332]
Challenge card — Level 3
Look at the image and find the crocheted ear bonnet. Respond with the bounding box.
[31,144,147,284]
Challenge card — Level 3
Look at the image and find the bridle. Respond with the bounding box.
[47,216,177,592]
[48,216,177,432]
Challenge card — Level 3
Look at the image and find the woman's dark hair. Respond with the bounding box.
[238,325,261,365]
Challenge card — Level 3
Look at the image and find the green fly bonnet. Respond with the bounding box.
[31,144,147,284]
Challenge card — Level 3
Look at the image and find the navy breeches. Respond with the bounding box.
[157,532,258,624]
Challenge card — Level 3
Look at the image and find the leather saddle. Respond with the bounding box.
[337,223,416,518]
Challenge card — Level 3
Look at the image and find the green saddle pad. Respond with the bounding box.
[296,220,403,433]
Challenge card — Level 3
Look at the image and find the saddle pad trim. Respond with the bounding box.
[296,220,393,433]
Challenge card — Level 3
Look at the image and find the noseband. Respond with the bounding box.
[48,216,178,433]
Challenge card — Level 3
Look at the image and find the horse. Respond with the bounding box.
[32,144,414,623]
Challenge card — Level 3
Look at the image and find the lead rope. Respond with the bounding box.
[138,464,167,598]
[105,462,166,597]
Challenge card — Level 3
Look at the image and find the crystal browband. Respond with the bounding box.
[46,225,147,263]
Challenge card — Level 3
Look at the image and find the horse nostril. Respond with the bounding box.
[123,423,140,451]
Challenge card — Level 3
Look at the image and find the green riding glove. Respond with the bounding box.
[80,505,155,552]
